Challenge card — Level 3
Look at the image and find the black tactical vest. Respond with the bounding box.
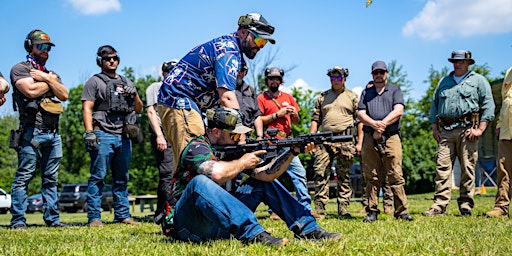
[93,73,134,114]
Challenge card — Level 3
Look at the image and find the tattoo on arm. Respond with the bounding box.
[198,161,215,179]
[264,150,292,175]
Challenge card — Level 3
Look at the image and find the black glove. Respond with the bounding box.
[84,131,98,150]
[123,85,137,96]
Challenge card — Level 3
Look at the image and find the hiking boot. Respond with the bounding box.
[252,231,288,246]
[89,220,104,227]
[11,223,26,230]
[269,212,281,221]
[397,214,414,221]
[384,207,393,215]
[295,228,342,241]
[338,204,353,218]
[486,209,508,218]
[311,211,325,219]
[117,218,142,225]
[422,208,444,217]
[460,208,472,216]
[47,222,70,228]
[363,211,378,223]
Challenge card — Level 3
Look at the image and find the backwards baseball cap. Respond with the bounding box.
[206,107,252,134]
[448,50,475,65]
[238,13,276,44]
[29,30,55,46]
[327,66,349,77]
[371,61,388,72]
[162,59,178,72]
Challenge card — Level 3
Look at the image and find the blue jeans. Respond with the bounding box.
[173,175,319,243]
[10,127,63,227]
[286,155,312,211]
[86,130,132,223]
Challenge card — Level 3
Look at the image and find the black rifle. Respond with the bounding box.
[213,128,353,167]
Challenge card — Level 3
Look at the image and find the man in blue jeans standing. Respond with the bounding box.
[82,45,143,227]
[9,29,69,229]
[161,107,341,246]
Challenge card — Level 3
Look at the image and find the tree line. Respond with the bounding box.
[0,62,504,196]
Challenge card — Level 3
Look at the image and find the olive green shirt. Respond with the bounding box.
[311,88,359,133]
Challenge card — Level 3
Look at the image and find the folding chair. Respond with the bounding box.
[478,156,498,187]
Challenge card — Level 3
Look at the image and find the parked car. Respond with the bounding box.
[0,188,11,214]
[58,184,113,213]
[27,193,43,213]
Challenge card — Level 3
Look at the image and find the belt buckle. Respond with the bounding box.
[277,131,287,138]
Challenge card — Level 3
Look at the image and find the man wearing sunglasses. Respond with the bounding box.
[9,29,69,229]
[309,66,362,219]
[257,67,312,220]
[82,45,143,227]
[162,107,342,246]
[423,50,495,217]
[358,61,413,223]
[157,13,275,171]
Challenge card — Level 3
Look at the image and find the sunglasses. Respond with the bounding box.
[102,56,119,62]
[330,76,344,81]
[223,129,241,142]
[372,70,386,75]
[249,31,268,49]
[36,44,52,52]
[268,77,282,81]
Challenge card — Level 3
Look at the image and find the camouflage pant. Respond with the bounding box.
[313,142,354,213]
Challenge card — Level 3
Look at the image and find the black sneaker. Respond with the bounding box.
[251,231,288,247]
[11,223,27,230]
[363,211,378,223]
[460,209,472,216]
[397,214,414,221]
[295,228,342,241]
[48,222,70,228]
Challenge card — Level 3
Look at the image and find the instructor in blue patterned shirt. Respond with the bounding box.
[158,13,275,168]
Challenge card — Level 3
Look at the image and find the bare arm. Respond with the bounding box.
[355,122,364,155]
[29,70,68,101]
[309,120,319,133]
[82,100,95,131]
[15,77,50,99]
[254,116,264,138]
[202,150,266,184]
[147,105,167,151]
[133,94,143,114]
[218,88,240,109]
[381,104,404,127]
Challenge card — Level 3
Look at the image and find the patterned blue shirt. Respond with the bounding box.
[158,33,243,113]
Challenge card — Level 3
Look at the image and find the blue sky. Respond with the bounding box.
[1,0,511,116]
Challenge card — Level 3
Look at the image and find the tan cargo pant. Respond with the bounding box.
[431,127,477,212]
[361,133,409,217]
[157,106,205,170]
[492,140,512,214]
[361,172,393,210]
[313,142,354,213]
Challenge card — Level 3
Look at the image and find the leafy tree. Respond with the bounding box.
[0,115,19,193]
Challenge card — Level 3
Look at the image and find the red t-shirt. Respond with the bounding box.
[257,91,300,136]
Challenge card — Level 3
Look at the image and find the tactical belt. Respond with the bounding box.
[436,113,473,127]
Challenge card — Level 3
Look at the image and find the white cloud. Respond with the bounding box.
[66,0,121,15]
[402,0,512,40]
[281,78,313,94]
[351,86,363,97]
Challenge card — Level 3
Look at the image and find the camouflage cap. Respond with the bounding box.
[206,107,252,134]
[326,66,349,77]
[30,30,55,46]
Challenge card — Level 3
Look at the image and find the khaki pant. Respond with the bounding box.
[361,171,393,209]
[493,140,512,214]
[431,127,477,212]
[361,133,409,217]
[313,142,354,212]
[157,106,205,170]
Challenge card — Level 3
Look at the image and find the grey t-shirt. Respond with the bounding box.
[81,74,137,135]
[358,83,404,134]
[10,62,62,129]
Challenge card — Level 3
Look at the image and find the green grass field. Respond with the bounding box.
[1,188,511,256]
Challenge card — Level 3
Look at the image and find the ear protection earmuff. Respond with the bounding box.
[264,67,284,77]
[24,29,41,53]
[96,45,119,67]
